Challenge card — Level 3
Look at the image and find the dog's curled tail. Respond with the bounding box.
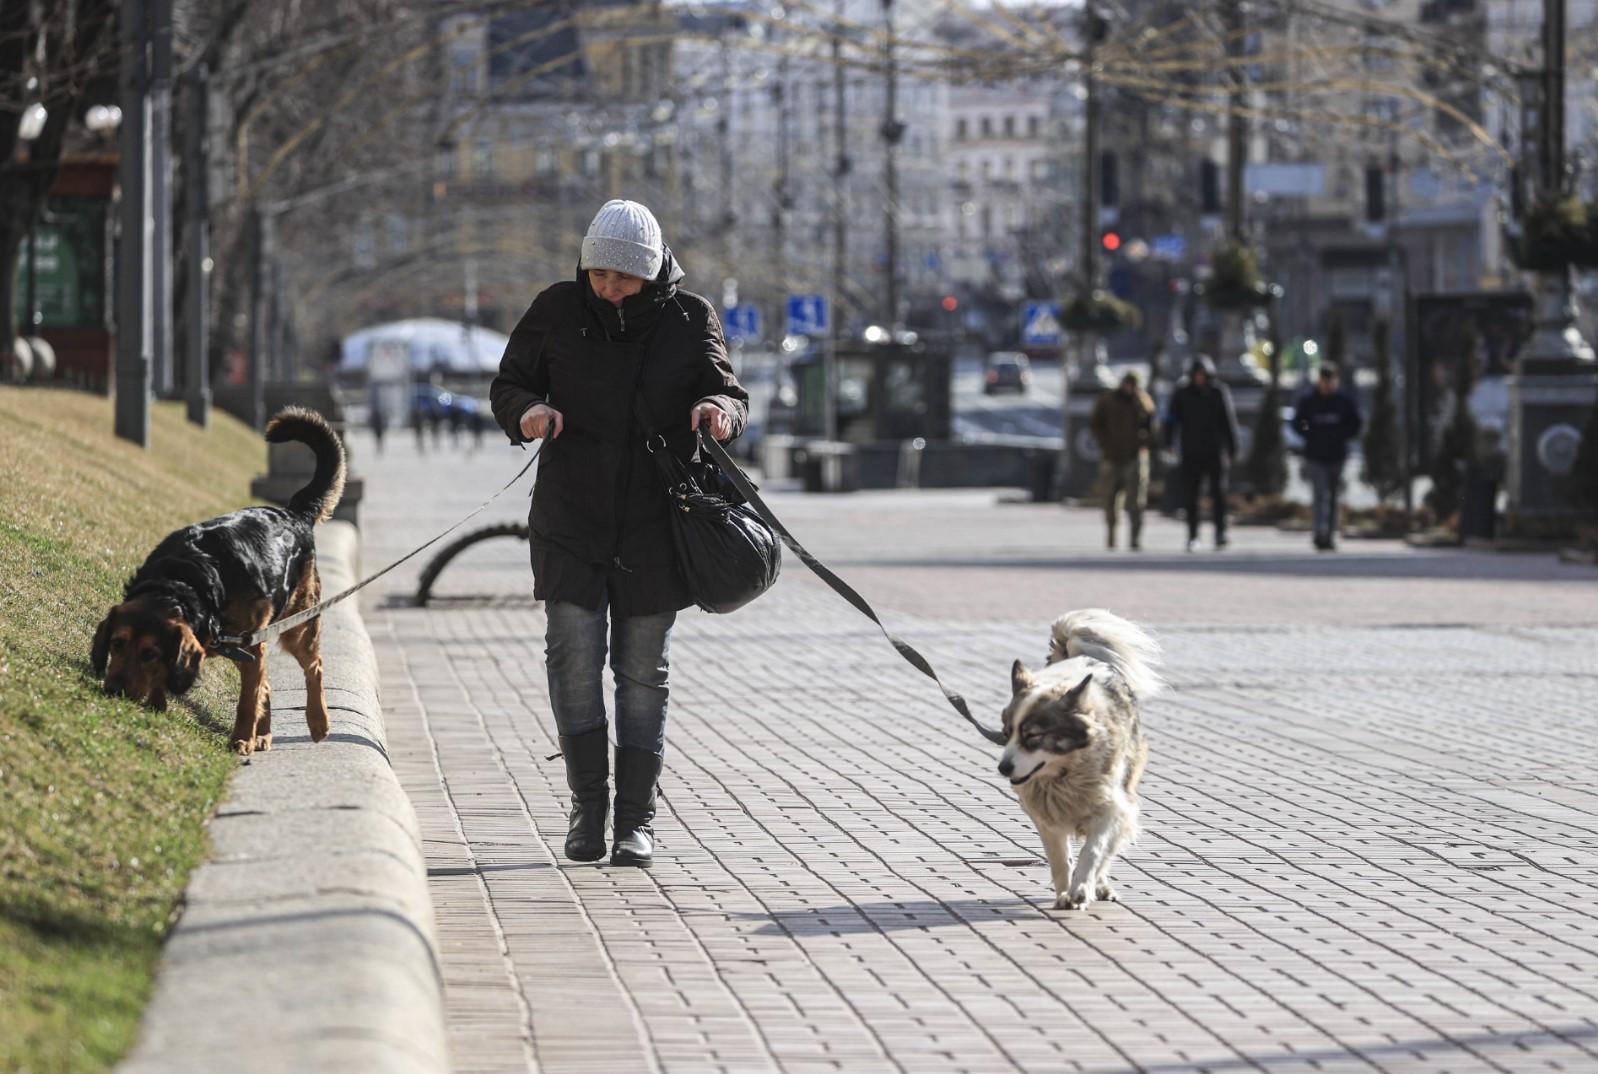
[1050,609,1165,700]
[265,406,347,524]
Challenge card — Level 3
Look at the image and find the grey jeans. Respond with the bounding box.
[1306,459,1344,538]
[544,598,676,754]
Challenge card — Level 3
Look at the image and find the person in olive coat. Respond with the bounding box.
[1090,371,1157,550]
[490,200,749,868]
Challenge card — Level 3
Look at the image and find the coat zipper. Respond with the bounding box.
[609,335,646,575]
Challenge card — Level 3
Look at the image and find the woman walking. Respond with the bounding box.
[490,199,749,867]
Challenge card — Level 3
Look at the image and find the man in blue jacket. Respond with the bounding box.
[1292,363,1364,550]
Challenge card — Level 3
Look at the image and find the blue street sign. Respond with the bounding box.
[1151,233,1186,261]
[785,294,829,337]
[1021,301,1063,346]
[724,303,760,341]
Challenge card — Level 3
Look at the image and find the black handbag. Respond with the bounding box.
[633,396,781,614]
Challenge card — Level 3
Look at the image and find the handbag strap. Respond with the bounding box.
[697,430,1008,747]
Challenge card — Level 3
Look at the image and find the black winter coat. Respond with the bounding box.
[489,256,749,616]
[1292,388,1363,465]
[1164,380,1240,461]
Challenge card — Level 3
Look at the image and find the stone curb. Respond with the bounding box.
[117,521,448,1074]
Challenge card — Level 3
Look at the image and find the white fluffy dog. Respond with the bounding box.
[999,609,1164,910]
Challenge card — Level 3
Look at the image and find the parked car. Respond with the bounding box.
[412,383,485,436]
[983,351,1031,395]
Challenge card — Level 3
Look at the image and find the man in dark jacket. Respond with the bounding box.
[1090,371,1156,549]
[1292,362,1363,550]
[490,199,748,870]
[1164,355,1240,551]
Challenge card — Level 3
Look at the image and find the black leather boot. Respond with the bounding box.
[559,727,610,862]
[610,747,663,867]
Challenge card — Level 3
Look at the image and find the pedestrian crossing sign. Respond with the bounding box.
[1022,302,1063,346]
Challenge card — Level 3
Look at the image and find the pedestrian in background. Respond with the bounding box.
[1292,362,1363,551]
[1164,355,1239,552]
[490,199,749,869]
[1090,370,1156,550]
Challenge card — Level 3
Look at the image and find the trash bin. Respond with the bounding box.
[1027,450,1056,503]
[796,450,825,494]
[1460,464,1497,540]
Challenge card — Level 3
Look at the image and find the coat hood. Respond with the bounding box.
[577,244,687,338]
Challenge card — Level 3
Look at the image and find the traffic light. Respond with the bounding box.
[1364,165,1385,223]
[1200,158,1220,215]
[1101,230,1122,253]
[1100,151,1119,208]
[940,295,959,312]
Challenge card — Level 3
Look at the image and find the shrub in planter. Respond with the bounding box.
[1509,196,1598,272]
[1199,241,1273,310]
[1061,290,1142,332]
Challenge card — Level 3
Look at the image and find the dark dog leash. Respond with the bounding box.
[217,428,1006,747]
[211,434,549,655]
[699,431,1008,747]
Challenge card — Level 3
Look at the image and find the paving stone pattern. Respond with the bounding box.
[356,435,1598,1074]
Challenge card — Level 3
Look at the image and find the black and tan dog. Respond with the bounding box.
[91,407,346,754]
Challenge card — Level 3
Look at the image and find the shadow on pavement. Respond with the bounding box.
[843,552,1597,583]
[427,863,551,877]
[749,896,1055,935]
[1084,1023,1598,1074]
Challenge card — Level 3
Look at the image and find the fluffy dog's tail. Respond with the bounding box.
[265,406,346,524]
[1049,609,1165,700]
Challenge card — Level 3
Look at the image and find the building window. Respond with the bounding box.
[981,204,991,237]
[1028,115,1041,138]
[1003,115,1015,137]
[955,116,968,141]
[980,116,992,138]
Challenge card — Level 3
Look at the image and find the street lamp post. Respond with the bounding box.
[826,2,848,445]
[1055,5,1106,501]
[183,65,211,429]
[114,0,153,447]
[1506,0,1598,532]
[881,0,903,329]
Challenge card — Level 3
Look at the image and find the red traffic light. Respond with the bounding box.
[1101,231,1122,252]
[941,295,959,312]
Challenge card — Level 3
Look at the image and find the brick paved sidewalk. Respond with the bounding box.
[357,434,1598,1074]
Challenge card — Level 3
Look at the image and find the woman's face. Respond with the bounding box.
[587,269,646,307]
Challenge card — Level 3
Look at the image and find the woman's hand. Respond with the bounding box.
[519,402,564,441]
[690,401,732,441]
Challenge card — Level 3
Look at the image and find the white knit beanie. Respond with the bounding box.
[579,199,664,280]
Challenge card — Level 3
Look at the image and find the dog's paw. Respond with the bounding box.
[1095,882,1119,903]
[307,713,330,743]
[254,733,273,752]
[231,736,254,756]
[1057,883,1096,910]
[1053,888,1093,911]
